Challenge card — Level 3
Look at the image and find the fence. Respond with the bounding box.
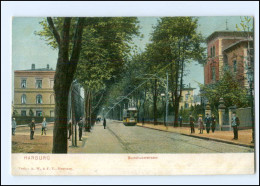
[236,107,252,129]
[12,116,54,125]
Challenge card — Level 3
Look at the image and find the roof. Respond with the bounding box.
[206,31,252,43]
[223,39,253,52]
[23,68,55,71]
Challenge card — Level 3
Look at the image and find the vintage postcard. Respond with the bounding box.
[11,16,256,175]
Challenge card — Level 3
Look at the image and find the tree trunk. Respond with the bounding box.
[49,17,85,153]
[153,79,158,125]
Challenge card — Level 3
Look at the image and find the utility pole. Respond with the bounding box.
[166,72,169,128]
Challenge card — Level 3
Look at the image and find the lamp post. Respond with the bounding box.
[247,67,254,143]
[161,93,166,126]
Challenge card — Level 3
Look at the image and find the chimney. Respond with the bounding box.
[31,64,35,70]
[47,64,49,69]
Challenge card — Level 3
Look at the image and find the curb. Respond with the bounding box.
[136,124,254,149]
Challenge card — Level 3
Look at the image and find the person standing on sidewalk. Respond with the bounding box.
[211,114,216,133]
[103,118,106,129]
[78,117,84,141]
[178,116,183,127]
[29,118,36,140]
[205,113,211,134]
[12,117,17,136]
[198,114,204,134]
[68,120,72,140]
[189,114,195,133]
[41,117,47,135]
[231,112,240,140]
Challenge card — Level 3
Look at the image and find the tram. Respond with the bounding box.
[123,107,138,126]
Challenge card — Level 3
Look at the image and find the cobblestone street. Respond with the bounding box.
[69,120,254,153]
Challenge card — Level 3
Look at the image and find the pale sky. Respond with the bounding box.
[12,16,245,96]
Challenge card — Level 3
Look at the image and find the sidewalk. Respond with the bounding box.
[68,122,126,153]
[137,123,254,148]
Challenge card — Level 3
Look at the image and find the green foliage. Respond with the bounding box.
[199,71,249,110]
[236,16,254,33]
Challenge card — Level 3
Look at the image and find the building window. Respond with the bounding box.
[50,79,54,88]
[36,79,42,88]
[50,94,55,104]
[210,47,213,57]
[50,110,55,117]
[36,94,42,104]
[185,94,189,101]
[185,103,189,109]
[213,46,215,57]
[233,60,237,72]
[21,79,26,88]
[21,94,26,104]
[21,110,26,116]
[36,111,42,116]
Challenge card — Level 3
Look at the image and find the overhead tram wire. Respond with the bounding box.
[104,60,174,117]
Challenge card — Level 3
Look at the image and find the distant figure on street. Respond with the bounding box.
[198,114,204,134]
[78,117,84,141]
[68,120,72,140]
[211,114,216,133]
[29,118,36,140]
[12,117,17,136]
[41,117,47,135]
[205,113,211,134]
[178,116,183,127]
[189,114,195,134]
[103,118,106,129]
[231,112,240,140]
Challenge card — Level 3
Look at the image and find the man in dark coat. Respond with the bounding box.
[211,114,217,133]
[29,118,35,140]
[178,116,183,127]
[78,117,84,141]
[189,114,195,133]
[231,112,240,140]
[103,118,106,129]
[205,113,211,134]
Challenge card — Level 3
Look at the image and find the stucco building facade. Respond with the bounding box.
[13,64,55,117]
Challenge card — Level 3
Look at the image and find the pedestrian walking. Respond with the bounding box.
[12,117,17,136]
[198,114,204,134]
[41,117,47,135]
[205,113,211,134]
[29,118,36,140]
[178,116,183,127]
[67,120,72,140]
[189,114,195,133]
[231,112,240,140]
[211,114,216,133]
[78,117,84,141]
[103,118,106,129]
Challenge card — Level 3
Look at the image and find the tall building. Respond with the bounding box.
[179,84,196,110]
[13,64,55,117]
[204,31,252,85]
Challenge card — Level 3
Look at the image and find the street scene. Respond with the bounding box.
[11,16,255,154]
[12,120,253,154]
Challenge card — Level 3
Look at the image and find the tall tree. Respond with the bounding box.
[41,17,85,153]
[149,17,206,126]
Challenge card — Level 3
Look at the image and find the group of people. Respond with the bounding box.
[67,117,106,141]
[194,113,217,134]
[189,113,218,134]
[189,111,240,140]
[67,117,90,141]
[11,117,48,140]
